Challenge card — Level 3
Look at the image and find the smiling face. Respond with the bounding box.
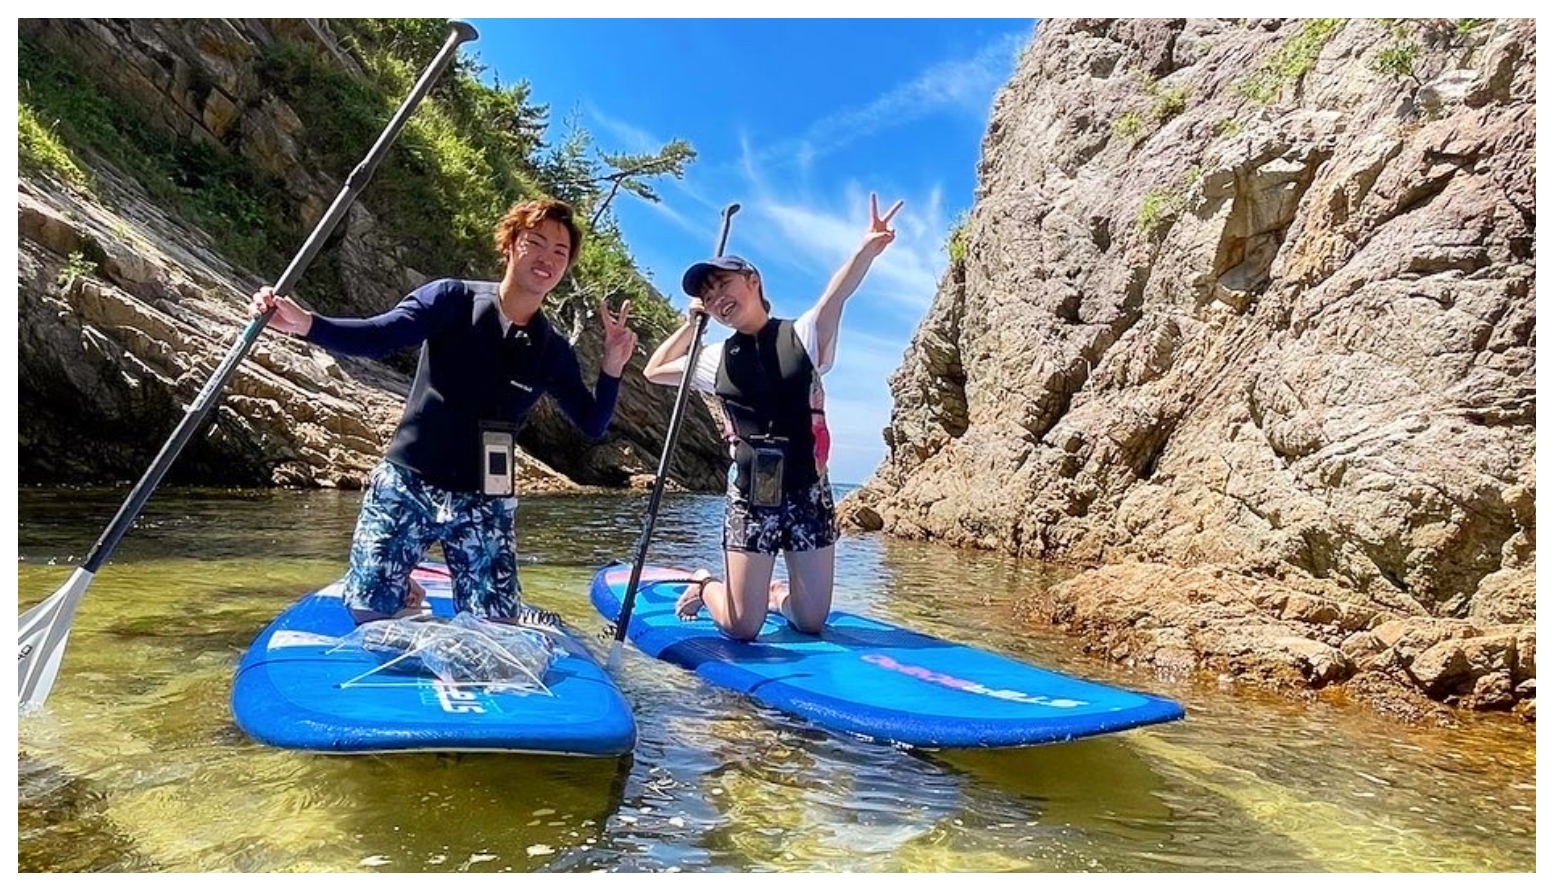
[493,198,582,306]
[699,269,766,332]
[503,217,573,300]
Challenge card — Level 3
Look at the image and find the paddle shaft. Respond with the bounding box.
[609,203,740,661]
[20,21,478,712]
[76,21,478,573]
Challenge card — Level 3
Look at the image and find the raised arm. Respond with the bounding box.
[548,298,637,437]
[810,193,903,364]
[545,346,621,439]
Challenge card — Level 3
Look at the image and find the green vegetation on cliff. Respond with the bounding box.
[16,17,690,342]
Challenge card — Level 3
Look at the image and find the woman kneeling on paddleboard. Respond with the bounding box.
[252,198,637,626]
[642,193,903,641]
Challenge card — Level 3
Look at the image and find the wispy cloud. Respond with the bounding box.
[821,391,894,483]
[834,330,913,389]
[761,33,1027,169]
[743,184,944,320]
[588,104,661,154]
[631,179,944,323]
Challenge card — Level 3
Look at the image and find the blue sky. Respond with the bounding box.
[462,17,1036,484]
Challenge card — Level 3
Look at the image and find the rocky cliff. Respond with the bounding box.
[17,18,726,492]
[843,19,1535,721]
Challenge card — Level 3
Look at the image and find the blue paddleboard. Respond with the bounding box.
[233,563,636,756]
[592,563,1184,748]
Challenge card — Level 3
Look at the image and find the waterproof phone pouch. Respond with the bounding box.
[745,438,786,508]
[481,429,515,496]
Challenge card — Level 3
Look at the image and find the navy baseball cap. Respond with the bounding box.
[682,255,758,296]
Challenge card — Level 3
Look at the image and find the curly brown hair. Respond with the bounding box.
[492,197,584,268]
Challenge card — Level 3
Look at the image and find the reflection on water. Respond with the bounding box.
[15,487,1536,872]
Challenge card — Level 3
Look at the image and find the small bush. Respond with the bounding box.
[56,250,98,287]
[1150,85,1190,124]
[18,105,89,189]
[1236,18,1346,104]
[1137,188,1182,237]
[1370,40,1423,83]
[945,211,971,267]
[1112,111,1146,144]
[1213,117,1243,138]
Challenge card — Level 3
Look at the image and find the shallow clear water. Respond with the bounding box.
[14,487,1536,872]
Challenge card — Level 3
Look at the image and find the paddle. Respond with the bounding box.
[18,20,481,713]
[606,202,741,670]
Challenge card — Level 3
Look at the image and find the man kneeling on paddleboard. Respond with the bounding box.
[252,197,637,626]
[642,193,903,641]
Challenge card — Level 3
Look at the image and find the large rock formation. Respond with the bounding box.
[843,19,1535,720]
[16,18,726,491]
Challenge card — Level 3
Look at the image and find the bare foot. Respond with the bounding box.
[676,569,715,621]
[390,576,427,618]
[405,577,426,609]
[767,579,789,613]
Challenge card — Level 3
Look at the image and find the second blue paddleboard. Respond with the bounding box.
[591,563,1183,748]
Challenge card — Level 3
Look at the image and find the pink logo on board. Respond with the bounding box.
[861,653,1086,708]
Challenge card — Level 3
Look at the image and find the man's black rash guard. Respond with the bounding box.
[304,278,621,493]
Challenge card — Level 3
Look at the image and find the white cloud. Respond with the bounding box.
[636,194,700,239]
[588,105,663,154]
[837,328,913,375]
[745,187,943,320]
[763,32,1028,167]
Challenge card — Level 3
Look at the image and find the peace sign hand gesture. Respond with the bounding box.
[859,192,904,259]
[599,299,637,377]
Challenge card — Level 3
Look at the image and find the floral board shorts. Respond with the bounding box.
[723,475,839,555]
[342,461,524,620]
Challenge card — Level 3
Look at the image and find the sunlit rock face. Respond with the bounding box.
[843,18,1534,717]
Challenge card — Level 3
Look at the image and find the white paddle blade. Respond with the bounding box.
[19,567,94,713]
[606,639,625,673]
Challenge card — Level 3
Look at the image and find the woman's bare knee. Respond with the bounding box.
[721,614,766,641]
[785,596,829,633]
[789,613,825,635]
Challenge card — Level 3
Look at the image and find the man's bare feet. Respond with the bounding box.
[390,576,428,618]
[406,577,427,609]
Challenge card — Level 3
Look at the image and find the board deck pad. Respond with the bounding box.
[233,563,635,756]
[592,563,1184,749]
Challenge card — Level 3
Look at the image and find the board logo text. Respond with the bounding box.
[861,653,1086,708]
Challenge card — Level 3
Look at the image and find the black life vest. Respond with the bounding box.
[713,318,820,492]
[384,281,551,492]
